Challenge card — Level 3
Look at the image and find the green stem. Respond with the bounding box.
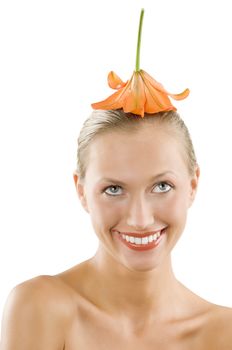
[135,8,144,72]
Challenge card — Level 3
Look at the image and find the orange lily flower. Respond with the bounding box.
[91,70,189,117]
[91,9,189,118]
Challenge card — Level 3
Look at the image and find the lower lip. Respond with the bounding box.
[116,229,166,251]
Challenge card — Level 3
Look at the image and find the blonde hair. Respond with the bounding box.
[76,109,197,182]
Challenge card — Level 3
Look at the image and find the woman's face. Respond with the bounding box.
[74,124,199,272]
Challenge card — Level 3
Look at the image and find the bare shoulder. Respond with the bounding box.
[3,274,76,320]
[213,304,232,335]
[203,303,232,348]
[0,275,75,350]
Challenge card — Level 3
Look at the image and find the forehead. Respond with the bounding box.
[86,125,187,180]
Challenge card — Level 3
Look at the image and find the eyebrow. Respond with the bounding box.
[98,171,176,185]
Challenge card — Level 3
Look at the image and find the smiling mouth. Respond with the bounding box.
[115,227,167,251]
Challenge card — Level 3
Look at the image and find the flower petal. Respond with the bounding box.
[91,78,133,110]
[141,70,189,101]
[144,85,175,113]
[141,73,176,113]
[123,72,145,117]
[108,71,127,90]
[168,88,190,100]
[91,90,124,110]
[141,70,169,94]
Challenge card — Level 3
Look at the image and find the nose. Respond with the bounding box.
[126,194,155,231]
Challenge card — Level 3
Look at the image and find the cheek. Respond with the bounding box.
[87,194,118,228]
[157,192,189,226]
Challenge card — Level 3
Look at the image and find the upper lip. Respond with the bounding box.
[113,228,167,238]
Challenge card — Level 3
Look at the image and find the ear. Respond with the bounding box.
[73,171,89,213]
[188,165,200,208]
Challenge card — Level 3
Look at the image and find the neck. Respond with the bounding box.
[88,246,182,322]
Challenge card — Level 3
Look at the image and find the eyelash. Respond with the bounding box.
[103,182,173,196]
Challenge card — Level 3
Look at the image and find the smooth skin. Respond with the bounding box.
[1,124,232,349]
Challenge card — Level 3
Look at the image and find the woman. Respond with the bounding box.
[1,109,232,349]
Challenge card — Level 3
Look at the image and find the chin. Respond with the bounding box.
[120,256,166,273]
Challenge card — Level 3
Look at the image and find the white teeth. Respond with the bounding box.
[135,237,142,245]
[122,231,162,245]
[142,237,149,245]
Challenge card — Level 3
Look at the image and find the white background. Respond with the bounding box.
[1,0,232,326]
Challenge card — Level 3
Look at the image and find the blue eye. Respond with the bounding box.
[154,182,172,193]
[104,182,172,196]
[104,185,123,196]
